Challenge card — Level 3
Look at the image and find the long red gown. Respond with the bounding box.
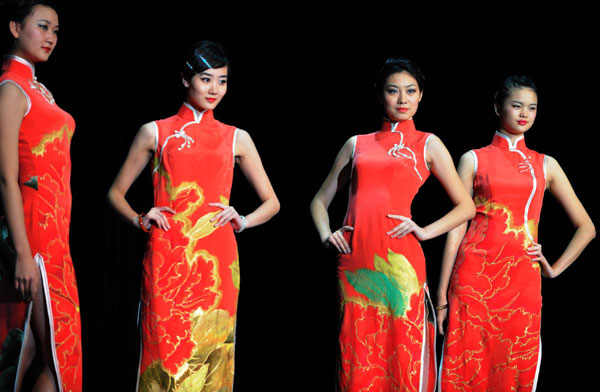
[337,118,437,392]
[440,132,546,391]
[137,103,240,392]
[0,56,82,391]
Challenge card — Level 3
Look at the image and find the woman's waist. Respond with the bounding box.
[469,212,538,243]
[346,207,412,226]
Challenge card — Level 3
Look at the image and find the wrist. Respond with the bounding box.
[14,244,32,259]
[421,225,435,241]
[436,291,448,305]
[234,215,247,233]
[138,213,150,232]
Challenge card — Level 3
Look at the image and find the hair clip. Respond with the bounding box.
[198,55,212,69]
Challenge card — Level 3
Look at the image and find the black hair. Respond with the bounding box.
[374,57,425,98]
[181,40,229,82]
[0,0,60,54]
[494,75,538,107]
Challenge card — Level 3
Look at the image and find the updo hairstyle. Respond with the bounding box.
[181,40,229,82]
[374,57,425,99]
[493,75,538,107]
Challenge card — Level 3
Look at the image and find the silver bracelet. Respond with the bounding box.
[235,215,247,233]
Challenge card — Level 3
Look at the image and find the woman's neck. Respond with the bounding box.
[497,128,524,143]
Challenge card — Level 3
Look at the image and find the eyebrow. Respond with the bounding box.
[386,83,417,88]
[37,19,59,28]
[511,100,537,105]
[199,71,228,78]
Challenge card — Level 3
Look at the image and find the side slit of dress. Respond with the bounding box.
[14,254,62,392]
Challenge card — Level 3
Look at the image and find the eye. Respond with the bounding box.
[386,88,398,95]
[512,104,521,109]
[407,88,417,94]
[38,23,49,31]
[219,79,227,85]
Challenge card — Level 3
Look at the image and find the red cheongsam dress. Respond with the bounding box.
[137,103,240,392]
[338,119,437,392]
[0,56,82,391]
[440,132,546,391]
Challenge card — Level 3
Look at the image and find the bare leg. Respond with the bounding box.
[26,273,58,392]
[14,313,35,392]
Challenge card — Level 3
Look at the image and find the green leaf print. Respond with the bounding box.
[345,249,420,318]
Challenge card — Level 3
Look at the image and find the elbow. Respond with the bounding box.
[464,199,476,220]
[272,197,281,216]
[106,186,121,209]
[588,221,596,241]
[310,196,327,215]
[106,187,114,206]
[309,198,319,214]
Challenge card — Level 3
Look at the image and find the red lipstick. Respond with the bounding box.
[518,120,527,125]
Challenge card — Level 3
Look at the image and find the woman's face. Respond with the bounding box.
[496,87,538,136]
[381,71,422,122]
[185,66,228,111]
[10,5,59,64]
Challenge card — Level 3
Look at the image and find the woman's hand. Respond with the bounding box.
[209,203,245,231]
[327,226,354,254]
[387,215,429,241]
[436,306,448,335]
[14,254,38,302]
[528,243,559,278]
[143,206,175,231]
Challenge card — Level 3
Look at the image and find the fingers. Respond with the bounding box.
[15,279,25,301]
[527,243,543,261]
[15,272,38,302]
[146,206,174,231]
[387,221,415,239]
[328,227,353,254]
[209,204,239,227]
[387,214,410,221]
[527,243,556,278]
[387,215,412,238]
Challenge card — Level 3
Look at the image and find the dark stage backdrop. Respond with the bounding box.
[28,0,599,390]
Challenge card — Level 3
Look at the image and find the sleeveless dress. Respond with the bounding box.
[137,103,240,392]
[0,56,82,391]
[440,132,546,392]
[337,119,437,392]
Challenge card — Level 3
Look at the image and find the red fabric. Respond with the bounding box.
[337,119,436,391]
[0,57,82,391]
[441,133,545,392]
[138,104,239,391]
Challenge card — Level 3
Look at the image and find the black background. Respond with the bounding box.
[27,0,600,390]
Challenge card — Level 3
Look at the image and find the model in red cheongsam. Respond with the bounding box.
[440,132,546,391]
[0,56,82,391]
[137,103,240,392]
[338,118,437,392]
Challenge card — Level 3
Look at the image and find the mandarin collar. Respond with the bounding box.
[2,55,35,80]
[178,102,214,123]
[381,118,416,134]
[492,131,527,151]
